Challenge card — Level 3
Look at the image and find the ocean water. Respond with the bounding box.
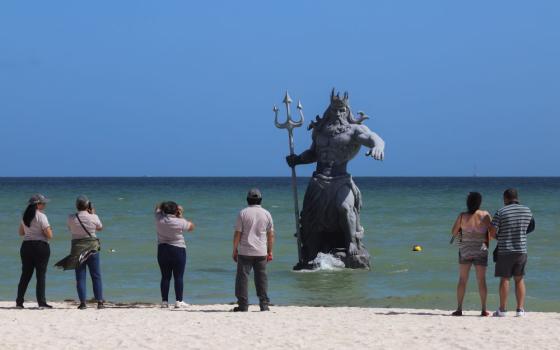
[0,177,558,311]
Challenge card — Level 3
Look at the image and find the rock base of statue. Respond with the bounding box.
[292,247,371,270]
[334,248,371,269]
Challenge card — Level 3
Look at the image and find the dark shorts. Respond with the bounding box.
[458,251,488,267]
[495,253,527,278]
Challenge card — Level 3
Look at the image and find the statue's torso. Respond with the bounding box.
[313,122,360,176]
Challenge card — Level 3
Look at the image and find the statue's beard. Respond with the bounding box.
[326,114,351,135]
[337,115,349,125]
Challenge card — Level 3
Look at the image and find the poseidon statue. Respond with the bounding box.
[286,89,385,269]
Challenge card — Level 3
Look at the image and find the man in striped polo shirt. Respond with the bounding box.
[489,188,535,317]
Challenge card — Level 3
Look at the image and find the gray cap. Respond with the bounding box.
[247,188,262,199]
[76,195,90,208]
[28,194,50,205]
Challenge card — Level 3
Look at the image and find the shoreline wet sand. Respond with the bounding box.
[1,301,559,349]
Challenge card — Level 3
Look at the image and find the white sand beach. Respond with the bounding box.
[1,301,559,350]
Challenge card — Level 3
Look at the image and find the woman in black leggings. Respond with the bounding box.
[155,201,195,308]
[16,194,54,309]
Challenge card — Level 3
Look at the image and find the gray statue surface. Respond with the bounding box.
[287,89,385,269]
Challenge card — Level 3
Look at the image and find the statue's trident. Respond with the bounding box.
[274,91,304,264]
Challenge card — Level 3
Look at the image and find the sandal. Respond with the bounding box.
[481,310,490,317]
[451,310,463,316]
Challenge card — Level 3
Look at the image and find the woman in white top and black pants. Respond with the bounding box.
[16,194,53,309]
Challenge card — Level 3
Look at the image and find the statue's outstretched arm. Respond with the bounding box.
[355,125,385,161]
[286,141,317,167]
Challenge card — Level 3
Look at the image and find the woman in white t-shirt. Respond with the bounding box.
[67,195,104,310]
[16,194,54,309]
[155,201,195,308]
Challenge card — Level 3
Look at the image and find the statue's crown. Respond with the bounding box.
[330,88,349,108]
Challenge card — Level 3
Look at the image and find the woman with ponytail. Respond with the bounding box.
[16,194,53,309]
[450,192,493,317]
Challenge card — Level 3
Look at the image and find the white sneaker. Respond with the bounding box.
[516,309,525,317]
[161,301,169,308]
[493,309,507,317]
[174,301,189,309]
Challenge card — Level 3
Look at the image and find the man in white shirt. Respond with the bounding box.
[232,188,275,312]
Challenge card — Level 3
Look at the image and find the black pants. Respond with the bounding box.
[235,255,269,307]
[157,244,186,302]
[16,240,50,304]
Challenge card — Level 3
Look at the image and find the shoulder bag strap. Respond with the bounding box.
[75,213,93,237]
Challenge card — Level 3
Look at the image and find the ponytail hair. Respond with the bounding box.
[23,204,37,227]
[466,192,482,214]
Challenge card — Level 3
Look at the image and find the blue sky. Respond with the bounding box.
[1,1,558,176]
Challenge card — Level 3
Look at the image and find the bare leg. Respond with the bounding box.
[336,187,358,255]
[456,263,471,311]
[513,276,526,310]
[474,265,488,312]
[499,278,510,311]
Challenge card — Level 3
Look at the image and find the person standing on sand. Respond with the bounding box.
[155,201,195,309]
[64,195,104,310]
[489,188,535,317]
[232,188,275,312]
[450,192,493,316]
[16,194,54,309]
